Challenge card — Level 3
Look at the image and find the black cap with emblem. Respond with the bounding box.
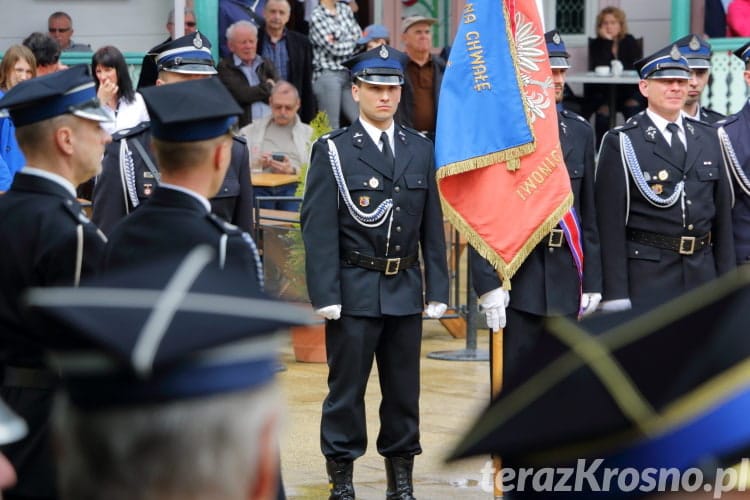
[0,64,113,127]
[139,77,242,142]
[674,34,712,69]
[544,30,570,69]
[154,31,217,75]
[343,45,405,86]
[23,246,316,410]
[634,44,691,80]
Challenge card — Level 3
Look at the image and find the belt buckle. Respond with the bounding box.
[548,229,564,248]
[385,257,401,275]
[679,236,696,255]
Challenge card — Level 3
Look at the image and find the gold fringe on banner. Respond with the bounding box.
[439,190,574,284]
[436,142,536,179]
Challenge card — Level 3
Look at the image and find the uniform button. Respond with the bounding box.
[683,175,687,180]
[687,200,692,205]
[395,245,401,251]
[224,188,228,192]
[394,186,401,193]
[634,250,639,255]
[396,226,402,232]
[688,224,694,230]
[363,181,368,187]
[548,247,554,253]
[395,206,401,212]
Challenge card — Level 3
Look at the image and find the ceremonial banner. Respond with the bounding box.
[435,0,574,284]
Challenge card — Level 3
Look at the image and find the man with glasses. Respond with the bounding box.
[136,8,198,90]
[47,11,91,52]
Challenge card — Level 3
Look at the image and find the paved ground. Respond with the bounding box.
[278,320,496,499]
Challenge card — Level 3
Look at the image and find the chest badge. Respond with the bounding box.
[359,196,370,207]
[657,170,669,181]
[368,177,379,188]
[651,183,664,195]
[144,183,153,196]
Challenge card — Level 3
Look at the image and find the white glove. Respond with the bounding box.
[424,301,448,319]
[579,292,602,317]
[315,304,342,320]
[599,298,632,313]
[478,288,510,330]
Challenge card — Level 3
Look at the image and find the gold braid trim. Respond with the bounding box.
[436,142,536,178]
[439,188,574,288]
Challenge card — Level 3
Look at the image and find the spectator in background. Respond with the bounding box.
[219,0,267,59]
[309,0,361,129]
[258,0,317,123]
[218,21,279,128]
[0,45,36,190]
[240,81,312,211]
[399,16,445,142]
[585,6,644,146]
[23,32,64,76]
[727,0,750,37]
[356,24,390,51]
[92,46,149,135]
[48,11,91,52]
[137,8,198,90]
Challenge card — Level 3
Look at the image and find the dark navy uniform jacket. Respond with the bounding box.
[101,187,261,288]
[0,173,106,366]
[92,122,254,235]
[0,173,106,499]
[718,101,750,264]
[471,109,602,316]
[698,106,725,125]
[595,111,735,305]
[301,120,449,317]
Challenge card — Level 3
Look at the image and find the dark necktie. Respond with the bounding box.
[381,131,394,170]
[666,122,686,167]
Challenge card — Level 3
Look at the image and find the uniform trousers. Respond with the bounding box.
[321,313,423,461]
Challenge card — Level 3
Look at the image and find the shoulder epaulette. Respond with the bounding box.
[399,124,431,142]
[112,121,150,141]
[207,213,242,235]
[715,113,739,127]
[684,114,716,129]
[560,109,592,127]
[232,134,247,145]
[320,127,348,142]
[60,198,88,225]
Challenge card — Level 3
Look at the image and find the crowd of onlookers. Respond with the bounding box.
[0,1,449,192]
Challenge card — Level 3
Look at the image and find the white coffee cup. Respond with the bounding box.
[610,59,624,76]
[594,65,610,76]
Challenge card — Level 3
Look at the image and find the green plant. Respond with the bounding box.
[276,111,331,301]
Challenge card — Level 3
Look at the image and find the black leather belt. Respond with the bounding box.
[2,366,58,390]
[627,228,711,255]
[343,250,418,275]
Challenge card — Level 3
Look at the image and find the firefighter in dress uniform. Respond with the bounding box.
[301,45,449,500]
[595,44,735,312]
[674,34,724,124]
[0,65,111,500]
[471,30,603,380]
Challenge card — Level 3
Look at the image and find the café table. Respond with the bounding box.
[250,172,299,187]
[565,70,641,128]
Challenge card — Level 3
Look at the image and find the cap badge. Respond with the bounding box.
[193,33,203,49]
[379,45,389,59]
[670,45,681,60]
[689,36,700,51]
[552,32,561,45]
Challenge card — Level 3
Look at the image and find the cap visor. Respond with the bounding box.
[163,65,218,76]
[686,58,711,69]
[648,68,691,79]
[356,75,404,86]
[71,101,115,123]
[0,399,27,446]
[549,57,570,69]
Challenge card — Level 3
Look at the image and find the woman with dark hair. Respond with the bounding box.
[92,45,148,134]
[0,44,36,190]
[584,6,644,146]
